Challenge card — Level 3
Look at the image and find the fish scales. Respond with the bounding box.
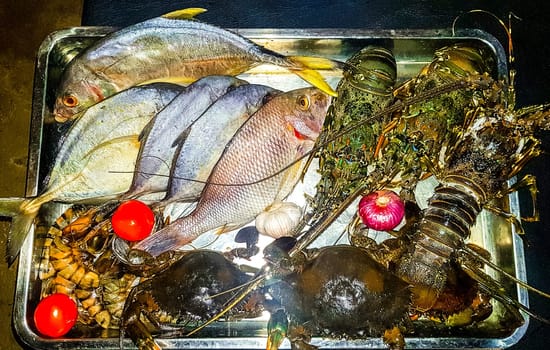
[44,84,183,203]
[3,83,183,264]
[88,19,288,78]
[159,83,281,207]
[49,83,183,189]
[53,8,339,122]
[133,87,331,256]
[124,76,246,198]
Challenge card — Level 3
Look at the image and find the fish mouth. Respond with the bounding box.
[54,114,70,123]
[53,107,72,123]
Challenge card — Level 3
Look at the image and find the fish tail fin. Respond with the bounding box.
[133,218,196,257]
[286,56,342,97]
[291,69,338,97]
[0,197,26,217]
[162,7,207,20]
[0,198,40,265]
[288,56,344,71]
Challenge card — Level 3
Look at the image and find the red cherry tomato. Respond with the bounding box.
[33,293,78,338]
[111,199,155,241]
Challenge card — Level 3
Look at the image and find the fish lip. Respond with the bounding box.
[54,113,70,123]
[53,103,71,123]
[53,105,77,123]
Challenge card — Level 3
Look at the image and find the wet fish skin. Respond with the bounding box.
[3,83,183,265]
[53,8,339,122]
[124,75,247,199]
[133,87,331,256]
[45,83,183,203]
[159,83,281,207]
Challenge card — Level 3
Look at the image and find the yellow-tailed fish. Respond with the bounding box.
[53,7,339,122]
[133,87,331,256]
[2,83,183,264]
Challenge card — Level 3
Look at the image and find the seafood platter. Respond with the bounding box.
[6,8,549,350]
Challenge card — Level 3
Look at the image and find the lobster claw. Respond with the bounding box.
[266,309,288,350]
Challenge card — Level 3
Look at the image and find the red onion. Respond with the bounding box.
[358,190,405,231]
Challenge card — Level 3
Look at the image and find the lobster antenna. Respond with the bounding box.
[186,274,266,336]
[460,250,550,325]
[206,277,262,300]
[460,258,550,325]
[463,244,550,299]
[452,10,518,65]
[114,76,493,191]
[452,10,522,106]
[157,76,496,190]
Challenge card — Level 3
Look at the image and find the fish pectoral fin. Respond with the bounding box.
[288,56,343,71]
[137,77,194,86]
[172,126,192,148]
[162,7,207,20]
[275,158,308,199]
[214,224,241,236]
[0,197,27,217]
[138,118,156,143]
[84,135,140,160]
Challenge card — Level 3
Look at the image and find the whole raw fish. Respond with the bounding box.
[133,87,331,256]
[158,83,281,208]
[53,7,339,122]
[124,75,246,199]
[3,83,183,264]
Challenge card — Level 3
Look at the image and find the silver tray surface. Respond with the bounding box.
[13,27,528,349]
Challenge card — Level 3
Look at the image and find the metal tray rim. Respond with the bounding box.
[14,27,528,349]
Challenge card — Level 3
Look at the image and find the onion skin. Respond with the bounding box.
[358,190,405,231]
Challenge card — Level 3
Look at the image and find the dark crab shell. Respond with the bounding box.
[122,250,256,331]
[268,245,411,338]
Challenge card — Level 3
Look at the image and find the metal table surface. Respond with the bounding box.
[77,0,550,349]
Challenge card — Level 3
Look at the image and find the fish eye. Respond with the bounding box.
[297,95,310,111]
[62,95,79,108]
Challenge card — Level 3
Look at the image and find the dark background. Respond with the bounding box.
[79,0,550,349]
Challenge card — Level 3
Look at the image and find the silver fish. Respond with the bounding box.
[158,83,281,208]
[3,83,183,264]
[133,87,331,256]
[124,75,246,199]
[53,7,338,122]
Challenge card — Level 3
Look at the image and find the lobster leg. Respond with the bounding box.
[493,174,539,222]
[266,309,289,350]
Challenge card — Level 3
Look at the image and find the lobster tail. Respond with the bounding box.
[396,179,484,310]
[422,184,482,243]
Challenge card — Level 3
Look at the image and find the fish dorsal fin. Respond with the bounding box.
[162,7,207,20]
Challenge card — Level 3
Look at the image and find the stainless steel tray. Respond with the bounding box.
[13,27,528,349]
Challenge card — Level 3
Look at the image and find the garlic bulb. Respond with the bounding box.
[255,201,303,238]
